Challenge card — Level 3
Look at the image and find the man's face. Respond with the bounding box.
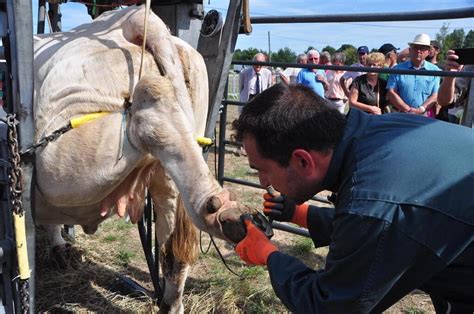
[243,135,318,204]
[298,57,308,64]
[253,55,266,73]
[388,51,398,63]
[409,44,430,63]
[358,52,368,65]
[307,53,319,64]
[429,45,439,58]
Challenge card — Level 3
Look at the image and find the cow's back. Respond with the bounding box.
[33,6,161,138]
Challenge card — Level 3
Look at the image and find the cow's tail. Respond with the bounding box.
[170,194,199,264]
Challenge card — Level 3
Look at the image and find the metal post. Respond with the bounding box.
[37,0,46,34]
[198,0,243,142]
[7,0,35,312]
[47,2,61,32]
[217,99,227,186]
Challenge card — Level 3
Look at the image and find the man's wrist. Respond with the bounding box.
[291,203,309,228]
[419,106,426,114]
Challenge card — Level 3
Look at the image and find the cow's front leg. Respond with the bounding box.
[149,166,194,313]
[128,74,223,237]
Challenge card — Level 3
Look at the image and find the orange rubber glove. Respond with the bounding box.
[235,217,278,266]
[263,193,309,228]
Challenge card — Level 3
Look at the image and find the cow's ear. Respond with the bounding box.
[206,195,222,213]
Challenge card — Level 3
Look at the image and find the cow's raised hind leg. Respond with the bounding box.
[148,165,197,313]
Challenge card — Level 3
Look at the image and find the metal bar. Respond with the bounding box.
[272,221,310,238]
[222,176,332,205]
[250,7,474,24]
[233,60,474,78]
[217,93,228,186]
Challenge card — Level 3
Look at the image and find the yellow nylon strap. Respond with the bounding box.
[69,112,212,148]
[70,112,111,129]
[13,213,30,280]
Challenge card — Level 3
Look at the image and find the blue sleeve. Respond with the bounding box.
[386,73,397,90]
[296,71,304,84]
[432,75,441,93]
[307,205,334,247]
[266,210,443,313]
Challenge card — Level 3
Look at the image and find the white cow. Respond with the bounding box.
[33,6,248,313]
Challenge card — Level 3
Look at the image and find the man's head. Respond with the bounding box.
[378,43,399,66]
[320,51,331,65]
[232,84,346,202]
[408,33,431,66]
[253,52,267,73]
[331,52,346,66]
[296,53,308,64]
[357,46,369,65]
[307,49,320,64]
[428,40,442,62]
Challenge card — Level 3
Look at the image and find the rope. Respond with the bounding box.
[138,0,151,80]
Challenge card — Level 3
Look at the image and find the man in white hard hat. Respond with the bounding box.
[387,33,441,116]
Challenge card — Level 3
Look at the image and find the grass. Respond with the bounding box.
[117,248,136,266]
[290,237,315,256]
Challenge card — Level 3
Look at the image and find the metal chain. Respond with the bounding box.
[20,123,72,156]
[6,114,24,215]
[6,114,30,313]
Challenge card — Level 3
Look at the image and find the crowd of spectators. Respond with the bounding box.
[237,33,471,126]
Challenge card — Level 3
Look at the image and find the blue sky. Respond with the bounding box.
[33,0,474,54]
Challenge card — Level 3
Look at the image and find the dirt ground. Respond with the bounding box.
[35,105,435,313]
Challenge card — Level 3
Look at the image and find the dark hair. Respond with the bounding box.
[233,83,346,166]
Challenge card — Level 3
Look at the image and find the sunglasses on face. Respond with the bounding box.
[411,45,430,51]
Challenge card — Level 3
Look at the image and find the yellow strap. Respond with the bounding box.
[197,136,213,147]
[70,112,111,129]
[70,112,212,148]
[13,213,30,280]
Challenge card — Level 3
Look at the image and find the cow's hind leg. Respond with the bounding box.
[43,224,82,269]
[149,165,198,313]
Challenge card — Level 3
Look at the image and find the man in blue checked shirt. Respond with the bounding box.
[387,33,440,116]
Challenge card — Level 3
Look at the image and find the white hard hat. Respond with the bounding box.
[408,33,431,47]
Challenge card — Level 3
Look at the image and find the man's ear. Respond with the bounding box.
[290,149,315,176]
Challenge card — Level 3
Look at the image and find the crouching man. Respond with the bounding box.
[232,83,474,313]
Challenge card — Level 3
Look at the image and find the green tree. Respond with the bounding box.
[233,48,262,61]
[321,45,336,55]
[336,44,356,53]
[436,23,449,49]
[271,47,297,64]
[336,44,357,65]
[463,30,474,48]
[445,29,465,50]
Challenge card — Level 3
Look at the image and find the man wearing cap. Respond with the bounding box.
[387,33,441,116]
[378,43,399,81]
[340,45,368,98]
[427,40,442,68]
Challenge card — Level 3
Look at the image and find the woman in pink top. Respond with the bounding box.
[325,52,347,113]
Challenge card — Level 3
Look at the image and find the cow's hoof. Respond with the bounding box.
[50,243,83,269]
[218,206,258,244]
